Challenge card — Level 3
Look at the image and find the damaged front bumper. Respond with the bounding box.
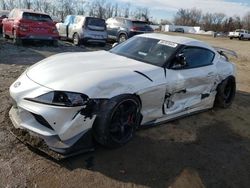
[9,104,95,154]
[9,73,97,154]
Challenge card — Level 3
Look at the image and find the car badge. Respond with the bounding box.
[14,82,21,88]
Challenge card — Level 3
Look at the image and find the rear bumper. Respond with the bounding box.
[84,37,107,43]
[17,30,59,40]
[19,35,59,40]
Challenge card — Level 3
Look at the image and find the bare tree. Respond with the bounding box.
[0,0,151,22]
[1,0,7,10]
[132,7,150,21]
[174,8,202,26]
[242,11,250,30]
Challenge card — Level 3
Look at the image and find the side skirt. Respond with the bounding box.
[140,107,212,129]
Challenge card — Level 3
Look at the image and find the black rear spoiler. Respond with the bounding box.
[214,47,238,58]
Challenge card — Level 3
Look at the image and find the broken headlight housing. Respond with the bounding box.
[26,91,89,107]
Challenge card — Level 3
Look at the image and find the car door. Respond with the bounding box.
[57,15,74,38]
[68,16,78,39]
[163,46,217,115]
[106,18,120,39]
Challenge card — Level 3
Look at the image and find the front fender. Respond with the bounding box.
[84,70,156,99]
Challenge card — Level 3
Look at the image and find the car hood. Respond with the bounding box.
[26,50,159,98]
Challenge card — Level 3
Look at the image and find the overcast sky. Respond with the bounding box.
[114,0,250,20]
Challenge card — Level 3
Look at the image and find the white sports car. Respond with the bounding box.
[9,33,236,154]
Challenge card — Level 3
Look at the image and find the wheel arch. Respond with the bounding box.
[117,31,128,40]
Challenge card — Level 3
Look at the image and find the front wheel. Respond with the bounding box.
[214,76,236,108]
[93,95,141,148]
[52,40,58,47]
[118,34,127,43]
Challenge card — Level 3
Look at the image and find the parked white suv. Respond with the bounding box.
[56,15,108,46]
[228,29,250,40]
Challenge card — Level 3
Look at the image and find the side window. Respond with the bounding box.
[64,16,74,25]
[115,18,124,26]
[182,47,215,68]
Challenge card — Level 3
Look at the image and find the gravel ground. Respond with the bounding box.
[0,34,250,188]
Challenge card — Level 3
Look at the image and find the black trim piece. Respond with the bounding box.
[31,113,54,131]
[201,93,210,100]
[140,108,212,129]
[134,71,153,82]
[176,89,187,94]
[164,68,167,78]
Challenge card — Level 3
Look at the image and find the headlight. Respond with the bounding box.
[25,91,89,107]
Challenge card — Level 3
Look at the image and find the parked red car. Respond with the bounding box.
[2,9,59,45]
[0,10,9,33]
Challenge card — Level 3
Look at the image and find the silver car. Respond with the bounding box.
[56,15,107,46]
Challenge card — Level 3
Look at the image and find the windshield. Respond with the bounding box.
[110,37,179,67]
[22,12,52,22]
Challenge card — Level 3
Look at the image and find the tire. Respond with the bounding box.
[13,30,22,45]
[2,27,8,39]
[100,42,106,47]
[214,76,236,108]
[73,33,81,46]
[52,40,58,47]
[118,33,127,43]
[239,35,243,40]
[93,94,141,148]
[229,37,233,40]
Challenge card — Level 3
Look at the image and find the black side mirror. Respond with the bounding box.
[172,53,187,69]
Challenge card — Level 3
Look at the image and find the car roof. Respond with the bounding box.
[13,8,49,15]
[67,15,105,20]
[109,17,148,22]
[138,33,215,52]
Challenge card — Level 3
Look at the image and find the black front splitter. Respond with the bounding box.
[9,127,95,161]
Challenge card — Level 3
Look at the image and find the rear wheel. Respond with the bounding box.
[13,30,22,45]
[52,40,58,47]
[229,37,233,40]
[239,35,243,40]
[118,34,127,43]
[93,95,141,148]
[73,33,81,46]
[2,27,8,39]
[214,76,236,108]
